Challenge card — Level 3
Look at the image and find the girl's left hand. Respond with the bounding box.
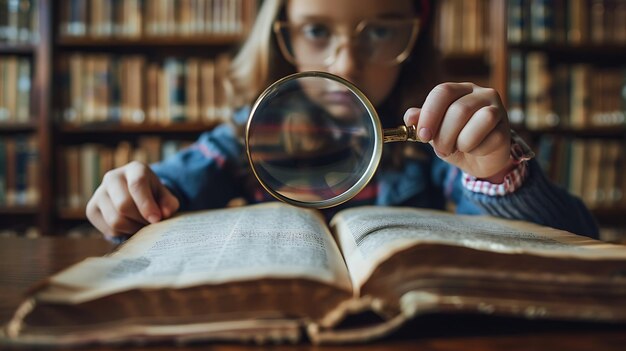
[403,82,514,182]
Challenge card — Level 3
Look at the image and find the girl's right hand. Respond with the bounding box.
[86,161,180,239]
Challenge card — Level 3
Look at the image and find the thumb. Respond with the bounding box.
[156,183,180,219]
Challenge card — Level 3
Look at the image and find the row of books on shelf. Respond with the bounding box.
[0,0,38,44]
[508,0,626,45]
[60,54,232,126]
[59,138,192,210]
[0,134,39,207]
[434,0,489,54]
[509,51,626,129]
[60,0,252,39]
[0,56,30,123]
[535,136,626,210]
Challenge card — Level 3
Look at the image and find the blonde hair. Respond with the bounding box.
[228,0,441,125]
[229,0,290,106]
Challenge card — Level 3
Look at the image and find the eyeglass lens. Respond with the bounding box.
[277,19,417,66]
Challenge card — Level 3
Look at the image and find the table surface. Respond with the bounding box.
[1,236,625,351]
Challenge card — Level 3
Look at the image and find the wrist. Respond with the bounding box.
[479,158,518,183]
[462,130,535,196]
[462,161,529,196]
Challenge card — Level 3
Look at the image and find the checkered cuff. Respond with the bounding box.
[462,160,529,196]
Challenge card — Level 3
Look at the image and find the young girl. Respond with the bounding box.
[86,0,598,241]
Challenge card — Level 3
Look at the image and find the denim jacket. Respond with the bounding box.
[152,108,599,239]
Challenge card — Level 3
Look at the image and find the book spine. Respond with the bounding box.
[16,0,31,43]
[109,57,122,123]
[6,0,18,43]
[16,57,30,123]
[567,0,589,44]
[525,52,554,129]
[530,0,554,43]
[508,50,525,125]
[186,58,199,123]
[163,58,181,122]
[67,54,84,124]
[507,0,525,43]
[25,135,38,205]
[569,64,591,129]
[0,58,5,122]
[28,0,35,42]
[0,137,5,205]
[69,0,87,36]
[5,137,15,206]
[5,56,17,122]
[0,0,8,42]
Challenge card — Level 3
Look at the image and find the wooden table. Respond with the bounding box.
[1,237,625,351]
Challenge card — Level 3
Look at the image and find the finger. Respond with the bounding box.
[86,195,115,239]
[98,191,146,236]
[465,119,510,158]
[90,208,115,240]
[103,172,149,225]
[434,93,493,156]
[417,83,474,142]
[456,105,503,154]
[86,188,136,239]
[403,107,421,126]
[125,162,162,223]
[154,182,180,219]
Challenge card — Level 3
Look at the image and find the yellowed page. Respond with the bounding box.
[331,206,626,292]
[43,203,351,303]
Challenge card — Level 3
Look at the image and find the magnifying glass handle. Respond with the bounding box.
[383,125,423,143]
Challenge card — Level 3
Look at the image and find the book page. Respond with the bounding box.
[331,206,626,290]
[45,203,352,303]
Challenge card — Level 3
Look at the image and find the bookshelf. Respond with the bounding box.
[501,0,626,239]
[0,0,50,237]
[1,0,623,239]
[434,0,509,99]
[0,0,256,236]
[49,0,256,235]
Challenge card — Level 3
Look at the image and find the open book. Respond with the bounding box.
[3,203,626,347]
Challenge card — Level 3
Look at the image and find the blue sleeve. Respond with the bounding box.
[436,157,599,239]
[150,123,244,211]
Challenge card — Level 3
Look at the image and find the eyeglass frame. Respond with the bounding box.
[272,17,421,67]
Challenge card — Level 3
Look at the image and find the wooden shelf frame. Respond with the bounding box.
[0,121,38,133]
[0,43,37,54]
[58,122,219,134]
[0,0,52,234]
[57,35,247,47]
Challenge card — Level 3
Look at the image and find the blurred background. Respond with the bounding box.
[0,0,624,243]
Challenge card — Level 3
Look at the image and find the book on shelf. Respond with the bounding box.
[508,0,626,45]
[60,54,232,127]
[524,52,558,129]
[0,56,30,123]
[510,50,626,129]
[0,0,39,44]
[535,136,626,210]
[0,134,38,207]
[435,0,489,55]
[59,0,253,39]
[3,202,626,347]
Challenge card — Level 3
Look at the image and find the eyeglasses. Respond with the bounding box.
[274,18,420,67]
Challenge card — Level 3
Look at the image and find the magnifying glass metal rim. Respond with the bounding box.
[245,71,383,209]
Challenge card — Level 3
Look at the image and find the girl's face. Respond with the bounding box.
[285,0,416,107]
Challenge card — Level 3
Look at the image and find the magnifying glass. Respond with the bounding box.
[246,71,424,209]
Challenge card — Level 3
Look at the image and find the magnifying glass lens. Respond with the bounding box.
[246,73,380,208]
